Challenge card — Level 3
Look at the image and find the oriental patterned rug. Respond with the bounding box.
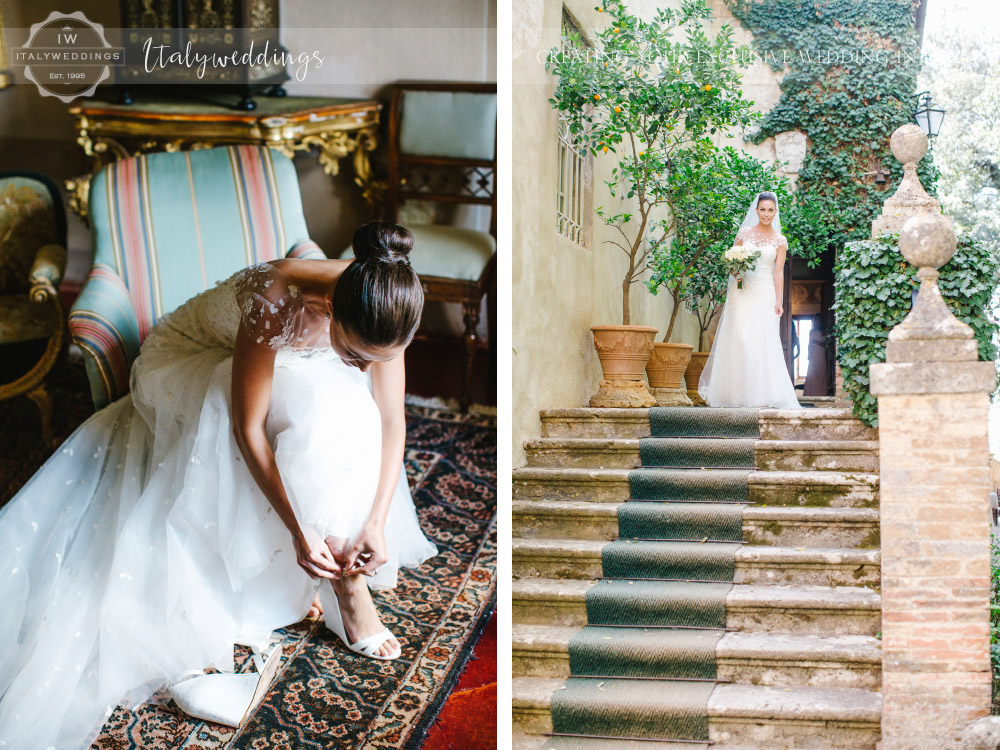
[0,351,497,749]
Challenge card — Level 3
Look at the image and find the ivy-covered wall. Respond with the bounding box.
[724,0,938,268]
[833,232,999,427]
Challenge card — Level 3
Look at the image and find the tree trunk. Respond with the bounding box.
[622,278,631,326]
[662,288,681,342]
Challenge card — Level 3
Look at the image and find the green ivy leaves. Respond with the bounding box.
[725,0,937,269]
[833,232,1000,427]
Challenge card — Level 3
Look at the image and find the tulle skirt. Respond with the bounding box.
[0,332,437,749]
[698,273,800,409]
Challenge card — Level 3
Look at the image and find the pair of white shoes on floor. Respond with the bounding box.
[170,586,400,727]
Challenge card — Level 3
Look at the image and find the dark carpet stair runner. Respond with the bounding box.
[545,407,760,748]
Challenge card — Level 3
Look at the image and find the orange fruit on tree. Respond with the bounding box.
[614,106,621,113]
[704,84,712,91]
[594,94,601,100]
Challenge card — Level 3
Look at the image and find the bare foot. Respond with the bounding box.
[307,592,323,619]
[331,575,400,658]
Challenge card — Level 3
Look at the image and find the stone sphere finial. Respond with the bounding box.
[871,124,939,237]
[899,211,956,270]
[890,123,928,166]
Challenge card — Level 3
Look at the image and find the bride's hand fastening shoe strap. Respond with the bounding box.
[292,524,341,579]
[342,520,389,577]
[322,532,401,659]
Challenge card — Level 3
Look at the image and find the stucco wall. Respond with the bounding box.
[512,0,787,466]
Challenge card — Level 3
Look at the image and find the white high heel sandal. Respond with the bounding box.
[319,583,401,661]
[169,645,282,728]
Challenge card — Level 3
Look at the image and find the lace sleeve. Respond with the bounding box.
[232,262,306,351]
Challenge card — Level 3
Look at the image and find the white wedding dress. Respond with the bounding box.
[698,230,800,409]
[0,262,438,750]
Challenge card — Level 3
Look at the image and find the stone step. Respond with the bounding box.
[538,407,875,442]
[513,501,880,548]
[759,409,877,442]
[512,624,881,690]
[540,408,654,439]
[524,438,642,469]
[513,579,881,635]
[522,437,878,472]
[512,539,880,587]
[513,733,708,750]
[743,506,880,548]
[513,676,881,748]
[754,440,878,472]
[799,396,836,407]
[513,467,879,507]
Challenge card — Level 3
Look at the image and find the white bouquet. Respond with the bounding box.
[723,245,761,290]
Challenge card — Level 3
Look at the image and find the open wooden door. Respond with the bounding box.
[779,255,794,379]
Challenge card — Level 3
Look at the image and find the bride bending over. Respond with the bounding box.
[698,191,800,409]
[0,221,438,749]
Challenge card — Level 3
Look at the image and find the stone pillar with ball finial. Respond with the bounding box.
[835,123,944,405]
[870,205,995,747]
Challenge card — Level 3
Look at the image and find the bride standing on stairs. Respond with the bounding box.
[698,191,800,409]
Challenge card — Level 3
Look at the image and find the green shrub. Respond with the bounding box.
[833,231,999,427]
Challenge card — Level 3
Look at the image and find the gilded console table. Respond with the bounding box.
[66,90,381,221]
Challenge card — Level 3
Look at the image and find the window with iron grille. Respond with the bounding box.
[556,8,591,246]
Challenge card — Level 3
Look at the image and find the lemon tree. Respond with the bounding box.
[547,0,757,326]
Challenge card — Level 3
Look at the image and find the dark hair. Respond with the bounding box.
[757,191,778,208]
[332,221,423,348]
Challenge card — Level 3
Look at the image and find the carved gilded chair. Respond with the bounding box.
[0,172,68,447]
[68,144,325,410]
[346,81,497,411]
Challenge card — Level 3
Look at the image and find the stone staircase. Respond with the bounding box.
[512,406,882,749]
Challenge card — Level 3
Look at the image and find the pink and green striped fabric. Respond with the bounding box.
[69,144,326,409]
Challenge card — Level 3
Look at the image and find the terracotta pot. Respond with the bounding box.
[591,325,658,381]
[646,342,694,389]
[685,352,710,390]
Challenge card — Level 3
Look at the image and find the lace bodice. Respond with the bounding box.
[144,261,335,364]
[736,229,786,283]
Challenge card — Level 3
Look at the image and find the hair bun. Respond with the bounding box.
[352,221,413,265]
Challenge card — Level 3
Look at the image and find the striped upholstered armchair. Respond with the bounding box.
[69,144,325,410]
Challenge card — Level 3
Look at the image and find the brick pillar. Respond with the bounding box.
[870,212,995,749]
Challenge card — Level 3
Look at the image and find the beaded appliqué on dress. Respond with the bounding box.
[230,262,335,362]
[736,231,786,282]
[233,262,307,350]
